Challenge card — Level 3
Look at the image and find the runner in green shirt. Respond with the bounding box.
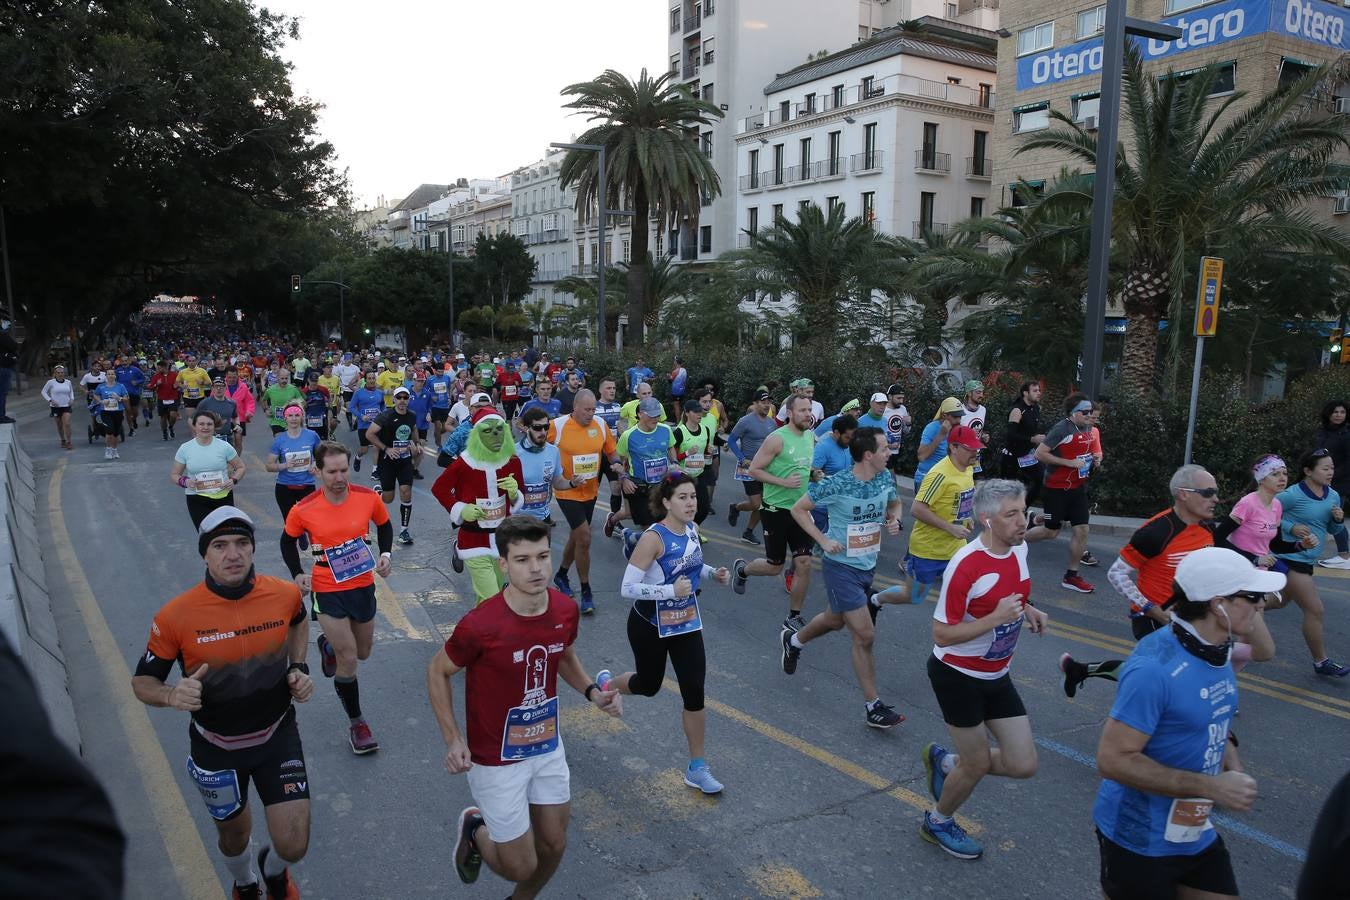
[262,375,304,435]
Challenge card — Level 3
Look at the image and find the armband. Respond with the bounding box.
[177,475,189,488]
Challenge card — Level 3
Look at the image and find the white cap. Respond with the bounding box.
[870,392,889,404]
[392,386,411,398]
[1174,547,1286,600]
[470,392,491,405]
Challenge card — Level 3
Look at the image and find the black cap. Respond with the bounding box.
[754,389,771,401]
[887,383,906,396]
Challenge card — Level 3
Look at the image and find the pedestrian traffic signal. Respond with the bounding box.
[291,274,301,293]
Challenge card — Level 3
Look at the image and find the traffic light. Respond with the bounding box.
[291,274,301,293]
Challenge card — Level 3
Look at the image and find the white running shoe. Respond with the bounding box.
[1317,556,1350,569]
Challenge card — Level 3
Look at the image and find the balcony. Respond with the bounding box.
[915,149,951,174]
[850,150,884,174]
[683,10,700,32]
[682,60,701,80]
[737,233,752,248]
[741,112,764,131]
[912,221,949,239]
[738,74,997,133]
[739,171,763,193]
[966,156,993,179]
[571,264,601,276]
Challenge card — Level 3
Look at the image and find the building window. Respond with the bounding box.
[772,144,785,184]
[670,7,680,31]
[859,24,869,40]
[670,53,680,75]
[1072,93,1100,122]
[861,191,876,225]
[945,1,958,16]
[827,196,842,215]
[1016,21,1053,56]
[862,75,882,98]
[699,225,712,253]
[827,130,842,174]
[702,38,715,64]
[622,239,631,262]
[798,199,811,214]
[978,83,993,108]
[577,244,585,266]
[863,122,878,166]
[779,99,791,122]
[1278,57,1316,92]
[772,203,784,223]
[704,0,713,15]
[1009,180,1045,208]
[1163,0,1211,12]
[921,122,938,169]
[970,196,984,218]
[832,84,845,107]
[701,131,713,158]
[748,148,760,188]
[799,137,811,169]
[1161,61,1236,97]
[590,242,599,265]
[1077,5,1105,37]
[655,231,664,256]
[919,192,935,232]
[1013,102,1050,133]
[747,206,759,233]
[803,92,816,114]
[702,82,714,102]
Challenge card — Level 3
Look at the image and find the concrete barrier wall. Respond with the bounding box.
[0,424,80,751]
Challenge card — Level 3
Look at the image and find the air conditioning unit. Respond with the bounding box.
[1081,115,1098,131]
[1336,97,1350,114]
[1334,194,1350,215]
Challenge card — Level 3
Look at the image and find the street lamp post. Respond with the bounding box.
[551,142,635,351]
[1079,0,1180,399]
[298,277,351,343]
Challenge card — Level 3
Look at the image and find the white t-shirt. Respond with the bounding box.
[335,363,361,391]
[80,372,105,393]
[776,399,826,429]
[960,403,987,436]
[449,400,472,425]
[43,378,76,408]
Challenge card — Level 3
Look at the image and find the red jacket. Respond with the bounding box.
[431,452,526,558]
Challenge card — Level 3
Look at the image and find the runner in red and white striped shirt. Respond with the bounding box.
[918,479,1050,861]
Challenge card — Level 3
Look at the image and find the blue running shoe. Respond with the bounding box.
[923,742,950,803]
[684,762,724,795]
[553,572,574,598]
[595,669,613,692]
[621,528,640,560]
[921,812,982,859]
[580,586,595,615]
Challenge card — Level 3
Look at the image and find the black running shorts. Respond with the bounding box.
[1096,829,1238,899]
[186,707,308,822]
[926,654,1027,728]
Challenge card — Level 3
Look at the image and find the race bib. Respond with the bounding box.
[476,494,507,527]
[141,389,154,399]
[1017,450,1038,468]
[683,451,705,474]
[185,387,203,399]
[187,757,243,821]
[572,452,599,481]
[983,617,1023,661]
[193,470,227,493]
[305,414,324,428]
[656,593,702,638]
[284,450,312,472]
[500,696,559,761]
[388,439,411,459]
[642,455,669,483]
[433,381,448,394]
[323,538,376,583]
[272,405,287,419]
[161,398,175,406]
[523,482,551,510]
[361,408,378,422]
[956,488,975,522]
[101,397,120,411]
[846,522,882,557]
[1164,798,1214,844]
[734,463,753,482]
[1078,454,1093,478]
[503,384,518,399]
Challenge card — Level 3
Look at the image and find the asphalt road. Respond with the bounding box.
[20,395,1349,899]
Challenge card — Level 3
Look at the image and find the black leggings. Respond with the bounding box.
[275,483,316,521]
[186,492,234,529]
[625,605,706,712]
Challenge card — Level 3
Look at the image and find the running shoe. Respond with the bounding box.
[727,503,740,528]
[453,806,484,884]
[162,431,169,441]
[1080,550,1100,567]
[231,882,262,900]
[923,743,950,802]
[398,528,414,545]
[1313,658,1350,677]
[595,669,613,692]
[349,721,379,754]
[113,449,120,459]
[580,586,595,616]
[257,847,299,899]
[603,511,619,539]
[1060,652,1089,698]
[621,528,640,560]
[317,634,336,678]
[866,591,881,626]
[353,456,361,472]
[740,529,760,545]
[732,559,747,595]
[865,700,904,729]
[1061,573,1094,593]
[783,614,807,632]
[451,542,463,573]
[104,448,112,460]
[553,572,574,598]
[921,812,982,860]
[684,762,724,795]
[780,626,800,675]
[1317,556,1350,569]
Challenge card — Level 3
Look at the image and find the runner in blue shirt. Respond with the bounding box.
[94,369,131,458]
[426,369,455,447]
[515,406,573,522]
[611,398,676,543]
[115,357,147,437]
[915,398,964,493]
[264,412,322,543]
[348,371,385,473]
[407,378,434,481]
[626,358,654,397]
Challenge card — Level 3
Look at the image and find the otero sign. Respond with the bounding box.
[1015,0,1348,90]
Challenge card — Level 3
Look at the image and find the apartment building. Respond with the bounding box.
[509,151,577,309]
[734,19,997,247]
[993,0,1350,216]
[669,0,1000,261]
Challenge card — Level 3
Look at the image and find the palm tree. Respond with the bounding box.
[1017,46,1350,395]
[721,202,907,342]
[559,69,723,348]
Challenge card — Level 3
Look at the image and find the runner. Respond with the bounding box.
[427,515,622,895]
[376,361,404,407]
[600,473,732,793]
[626,356,654,396]
[1216,456,1299,571]
[604,397,677,540]
[813,399,861,438]
[514,406,571,524]
[366,386,421,545]
[131,507,312,900]
[914,398,964,495]
[920,479,1047,861]
[262,369,303,437]
[223,366,257,455]
[731,394,817,630]
[548,389,623,615]
[726,389,777,545]
[335,353,362,429]
[115,355,146,438]
[556,371,583,416]
[406,372,433,480]
[959,380,989,477]
[667,356,688,421]
[196,378,241,445]
[348,371,384,473]
[672,395,716,525]
[41,365,75,450]
[1023,396,1097,594]
[281,441,394,755]
[149,360,181,440]
[698,381,730,514]
[265,403,322,535]
[93,367,130,460]
[171,408,246,528]
[300,370,332,441]
[175,354,213,413]
[1093,547,1279,900]
[774,378,825,430]
[783,427,905,729]
[518,380,561,426]
[441,392,494,463]
[999,381,1045,513]
[498,360,525,421]
[430,407,527,603]
[426,363,456,446]
[618,381,667,431]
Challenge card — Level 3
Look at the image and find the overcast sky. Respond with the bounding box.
[265,1,668,208]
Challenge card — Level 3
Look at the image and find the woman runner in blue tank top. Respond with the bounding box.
[597,473,732,793]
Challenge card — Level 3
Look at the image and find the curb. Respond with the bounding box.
[0,423,81,752]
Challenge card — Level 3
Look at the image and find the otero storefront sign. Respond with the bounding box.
[1015,0,1348,90]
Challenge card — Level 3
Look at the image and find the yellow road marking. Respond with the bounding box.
[745,862,823,899]
[48,461,222,899]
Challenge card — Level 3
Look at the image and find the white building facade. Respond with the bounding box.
[510,151,576,308]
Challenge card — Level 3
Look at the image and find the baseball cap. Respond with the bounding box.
[1174,547,1286,600]
[376,361,386,369]
[947,424,982,451]
[470,392,491,405]
[392,386,411,398]
[211,377,225,385]
[840,399,861,413]
[638,397,663,418]
[887,383,906,396]
[753,389,771,402]
[197,506,256,557]
[870,392,889,404]
[965,379,984,393]
[933,397,964,420]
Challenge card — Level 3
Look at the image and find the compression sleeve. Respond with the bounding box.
[1108,555,1149,610]
[376,521,394,554]
[701,564,718,580]
[280,533,303,578]
[621,563,676,601]
[1213,515,1241,550]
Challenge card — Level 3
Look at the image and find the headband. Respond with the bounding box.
[1252,455,1286,483]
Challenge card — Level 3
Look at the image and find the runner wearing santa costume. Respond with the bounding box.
[432,407,527,603]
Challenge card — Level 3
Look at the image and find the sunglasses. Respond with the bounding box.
[528,424,549,432]
[1227,591,1268,604]
[1179,487,1220,499]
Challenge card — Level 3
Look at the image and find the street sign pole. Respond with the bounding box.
[1183,256,1224,465]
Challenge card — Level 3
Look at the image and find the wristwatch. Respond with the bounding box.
[287,662,310,675]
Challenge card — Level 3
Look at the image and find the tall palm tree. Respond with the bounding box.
[1018,46,1350,395]
[721,202,907,341]
[559,69,723,347]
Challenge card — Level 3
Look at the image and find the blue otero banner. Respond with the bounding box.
[1015,0,1350,90]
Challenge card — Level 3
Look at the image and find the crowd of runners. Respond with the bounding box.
[29,330,1348,899]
